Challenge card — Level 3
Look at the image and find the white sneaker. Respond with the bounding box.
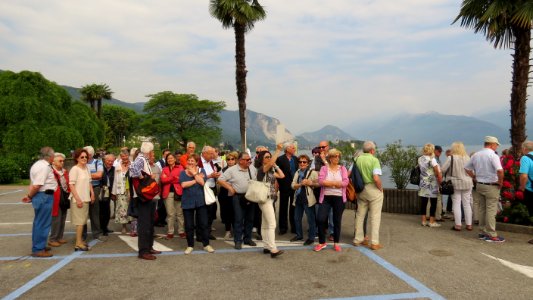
[224,231,232,240]
[184,247,193,255]
[204,245,215,253]
[428,222,441,228]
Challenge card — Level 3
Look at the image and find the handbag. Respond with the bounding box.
[201,168,217,205]
[245,168,270,204]
[59,189,70,210]
[135,171,160,202]
[440,156,455,195]
[346,182,356,202]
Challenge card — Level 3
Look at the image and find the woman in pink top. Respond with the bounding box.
[314,148,349,252]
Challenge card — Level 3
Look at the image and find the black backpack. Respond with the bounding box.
[409,158,421,185]
[351,159,365,193]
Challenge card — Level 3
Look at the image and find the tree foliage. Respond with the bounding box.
[80,83,113,118]
[0,71,104,178]
[377,140,419,189]
[329,140,364,166]
[102,105,140,148]
[141,92,226,149]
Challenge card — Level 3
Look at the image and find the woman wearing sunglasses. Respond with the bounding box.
[291,154,319,246]
[218,151,239,240]
[69,148,95,251]
[255,143,285,258]
[315,148,349,252]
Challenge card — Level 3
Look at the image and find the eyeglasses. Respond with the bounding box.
[298,161,308,164]
[79,156,87,159]
[264,156,271,159]
[329,155,339,158]
[58,160,64,162]
[240,158,251,161]
[318,146,327,149]
[227,158,235,161]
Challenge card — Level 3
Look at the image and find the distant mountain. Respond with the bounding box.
[219,110,295,149]
[61,85,145,113]
[296,125,354,147]
[474,106,533,136]
[346,112,508,146]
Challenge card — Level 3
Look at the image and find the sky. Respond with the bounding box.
[0,0,514,134]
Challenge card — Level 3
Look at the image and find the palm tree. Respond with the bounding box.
[80,83,113,118]
[209,0,266,151]
[453,0,533,158]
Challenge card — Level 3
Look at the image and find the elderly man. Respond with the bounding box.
[198,146,221,240]
[518,140,533,244]
[276,142,298,235]
[353,141,384,250]
[22,147,57,257]
[180,141,196,168]
[218,152,257,249]
[83,146,104,242]
[130,141,161,260]
[465,136,505,243]
[100,154,115,236]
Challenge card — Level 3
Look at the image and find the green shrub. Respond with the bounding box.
[0,157,21,183]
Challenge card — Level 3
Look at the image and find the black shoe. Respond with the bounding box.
[256,234,263,241]
[244,240,257,246]
[235,242,242,250]
[154,223,166,227]
[270,250,284,258]
[103,232,109,236]
[303,239,314,246]
[208,234,216,240]
[263,249,271,254]
[290,236,303,242]
[279,229,287,235]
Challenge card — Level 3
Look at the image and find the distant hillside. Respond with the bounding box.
[474,107,533,136]
[61,85,145,113]
[347,112,508,146]
[296,125,355,147]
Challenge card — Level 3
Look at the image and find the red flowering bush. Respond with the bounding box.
[500,154,520,202]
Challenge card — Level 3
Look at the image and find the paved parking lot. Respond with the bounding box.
[1,186,533,299]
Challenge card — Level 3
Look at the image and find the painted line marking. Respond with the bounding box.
[0,190,23,196]
[324,292,431,300]
[118,235,173,252]
[0,203,27,205]
[483,253,533,278]
[2,239,99,300]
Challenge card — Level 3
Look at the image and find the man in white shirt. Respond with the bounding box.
[198,146,221,240]
[465,136,505,242]
[22,147,57,257]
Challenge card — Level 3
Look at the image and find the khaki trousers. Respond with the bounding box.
[354,184,384,245]
[472,184,499,237]
[163,192,184,235]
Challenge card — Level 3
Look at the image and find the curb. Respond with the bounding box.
[496,222,533,235]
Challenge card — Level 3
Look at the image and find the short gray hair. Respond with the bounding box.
[39,147,55,159]
[54,152,66,159]
[83,145,95,156]
[362,141,376,153]
[523,141,533,152]
[202,145,213,153]
[187,141,196,148]
[104,153,115,160]
[140,142,154,154]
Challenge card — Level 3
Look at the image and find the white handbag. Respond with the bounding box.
[200,168,217,205]
[245,169,270,204]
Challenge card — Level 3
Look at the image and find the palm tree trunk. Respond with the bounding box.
[97,99,102,118]
[509,27,530,158]
[235,23,247,152]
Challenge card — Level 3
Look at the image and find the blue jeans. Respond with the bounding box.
[233,194,255,243]
[32,192,53,253]
[294,203,316,240]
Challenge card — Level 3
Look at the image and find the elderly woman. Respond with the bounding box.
[441,142,473,231]
[419,143,443,227]
[255,144,285,258]
[112,149,133,234]
[130,142,161,260]
[291,154,319,246]
[69,149,94,251]
[48,153,70,247]
[161,153,185,239]
[218,151,238,240]
[180,154,215,254]
[315,148,349,252]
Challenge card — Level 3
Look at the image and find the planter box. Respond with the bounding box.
[346,188,419,215]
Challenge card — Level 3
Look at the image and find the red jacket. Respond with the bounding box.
[160,164,184,199]
[52,168,70,217]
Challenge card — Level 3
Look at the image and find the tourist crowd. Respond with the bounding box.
[22,135,533,259]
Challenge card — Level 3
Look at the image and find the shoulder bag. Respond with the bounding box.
[201,168,217,205]
[245,168,270,204]
[440,156,455,195]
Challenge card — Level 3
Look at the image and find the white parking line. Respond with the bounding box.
[118,235,173,252]
[0,189,23,196]
[483,253,533,278]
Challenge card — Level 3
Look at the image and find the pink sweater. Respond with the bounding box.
[318,165,349,203]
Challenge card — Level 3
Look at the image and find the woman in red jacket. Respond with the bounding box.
[160,153,185,239]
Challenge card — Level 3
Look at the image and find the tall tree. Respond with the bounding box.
[101,105,140,148]
[80,83,113,118]
[141,91,226,149]
[209,0,266,151]
[453,0,533,158]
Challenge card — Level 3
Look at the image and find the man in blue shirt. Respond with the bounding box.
[518,140,533,244]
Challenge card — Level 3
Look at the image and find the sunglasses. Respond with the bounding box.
[79,156,87,159]
[264,156,271,159]
[240,158,251,161]
[227,158,235,161]
[298,161,308,164]
[318,146,327,149]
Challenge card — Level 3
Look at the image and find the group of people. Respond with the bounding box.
[23,139,387,259]
[23,134,533,259]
